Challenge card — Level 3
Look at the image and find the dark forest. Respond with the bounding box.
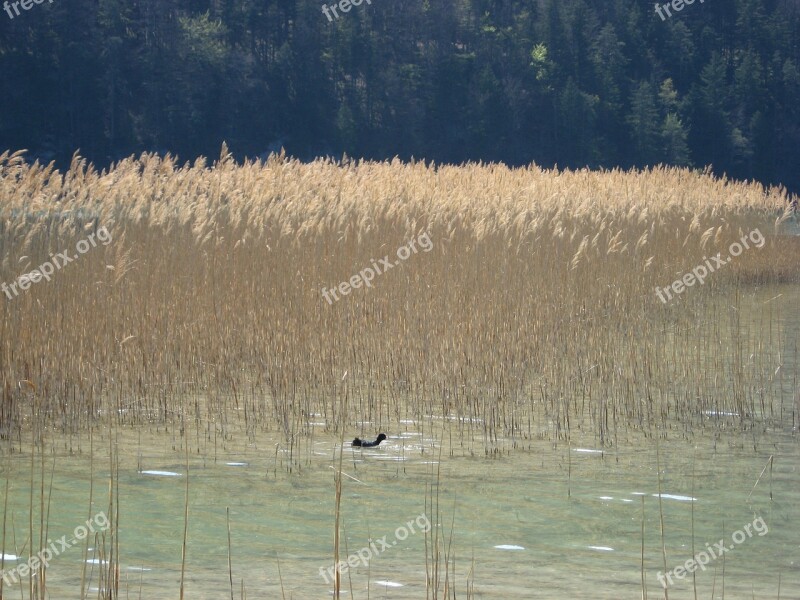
[2,0,799,191]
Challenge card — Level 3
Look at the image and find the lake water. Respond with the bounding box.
[1,286,799,599]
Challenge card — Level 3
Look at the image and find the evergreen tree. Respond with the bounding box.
[662,113,690,166]
[0,0,798,193]
[626,81,660,165]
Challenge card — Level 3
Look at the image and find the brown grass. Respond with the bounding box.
[0,147,798,459]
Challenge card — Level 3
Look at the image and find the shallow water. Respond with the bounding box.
[1,287,799,599]
[1,430,797,598]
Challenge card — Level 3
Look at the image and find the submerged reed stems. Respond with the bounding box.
[179,432,189,600]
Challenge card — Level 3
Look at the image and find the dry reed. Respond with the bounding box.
[0,147,797,462]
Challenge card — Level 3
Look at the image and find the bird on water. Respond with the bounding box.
[352,433,387,448]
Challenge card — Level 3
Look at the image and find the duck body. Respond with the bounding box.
[352,433,387,448]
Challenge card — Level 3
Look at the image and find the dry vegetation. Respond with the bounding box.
[0,147,798,458]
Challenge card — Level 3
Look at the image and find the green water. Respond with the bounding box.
[1,288,799,599]
[1,431,797,598]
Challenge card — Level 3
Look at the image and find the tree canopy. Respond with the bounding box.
[1,0,799,192]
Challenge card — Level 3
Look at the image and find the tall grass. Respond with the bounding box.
[0,148,797,459]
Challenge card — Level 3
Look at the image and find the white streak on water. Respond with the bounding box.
[652,493,696,502]
[139,470,182,477]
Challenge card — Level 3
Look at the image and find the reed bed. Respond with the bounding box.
[0,147,798,459]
